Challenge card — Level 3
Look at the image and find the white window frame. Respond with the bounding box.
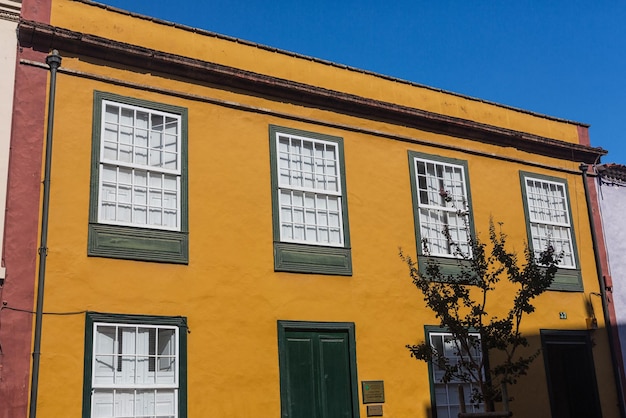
[275,132,344,247]
[428,331,484,418]
[413,157,472,258]
[98,100,182,231]
[523,176,576,269]
[90,322,180,418]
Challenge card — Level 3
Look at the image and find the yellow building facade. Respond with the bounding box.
[5,0,619,417]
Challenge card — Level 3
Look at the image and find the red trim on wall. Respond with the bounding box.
[21,0,52,22]
[0,47,48,418]
[0,2,51,415]
[578,125,591,147]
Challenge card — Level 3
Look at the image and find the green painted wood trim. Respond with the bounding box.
[423,325,443,418]
[88,223,189,264]
[274,242,352,275]
[82,313,95,418]
[277,321,360,418]
[408,151,476,278]
[269,125,352,275]
[89,91,189,263]
[519,171,583,292]
[82,312,189,418]
[420,256,475,279]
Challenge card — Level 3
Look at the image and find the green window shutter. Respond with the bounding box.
[269,125,352,275]
[278,321,360,418]
[408,151,476,278]
[519,171,582,291]
[88,91,189,264]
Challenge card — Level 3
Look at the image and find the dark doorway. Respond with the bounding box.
[542,330,602,418]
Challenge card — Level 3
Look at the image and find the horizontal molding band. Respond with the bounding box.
[21,58,598,177]
[18,19,605,165]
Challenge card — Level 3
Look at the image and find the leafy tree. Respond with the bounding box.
[401,220,559,412]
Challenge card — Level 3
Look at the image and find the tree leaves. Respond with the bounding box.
[401,218,559,410]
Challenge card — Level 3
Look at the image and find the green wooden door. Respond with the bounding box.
[279,323,359,418]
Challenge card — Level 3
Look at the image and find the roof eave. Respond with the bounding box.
[17,19,606,164]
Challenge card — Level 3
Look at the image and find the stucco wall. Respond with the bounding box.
[6,1,618,417]
[25,54,615,418]
[49,0,586,146]
[598,182,626,370]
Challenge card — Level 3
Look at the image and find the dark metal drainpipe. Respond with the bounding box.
[29,50,61,418]
[580,163,626,418]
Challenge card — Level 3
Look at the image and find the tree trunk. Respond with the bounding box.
[480,333,496,412]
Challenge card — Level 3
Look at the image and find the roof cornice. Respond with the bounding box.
[18,19,606,164]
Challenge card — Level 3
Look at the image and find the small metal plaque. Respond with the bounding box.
[367,405,383,416]
[362,380,385,404]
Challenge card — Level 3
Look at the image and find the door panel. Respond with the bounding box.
[318,334,353,418]
[285,335,318,418]
[279,323,359,418]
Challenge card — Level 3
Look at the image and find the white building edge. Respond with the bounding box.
[0,0,21,280]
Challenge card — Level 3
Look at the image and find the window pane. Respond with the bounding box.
[415,158,470,257]
[91,390,114,418]
[294,224,304,240]
[150,149,162,167]
[105,105,119,123]
[150,189,163,208]
[136,111,148,129]
[91,323,179,417]
[429,333,484,418]
[276,133,344,247]
[164,117,178,133]
[120,107,133,126]
[150,208,163,226]
[525,177,575,268]
[135,145,148,165]
[94,326,116,385]
[279,191,343,246]
[156,329,176,384]
[282,224,293,240]
[98,100,182,231]
[119,143,132,164]
[163,191,177,209]
[163,152,178,170]
[155,390,177,417]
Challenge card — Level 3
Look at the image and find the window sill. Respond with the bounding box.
[417,255,470,276]
[548,268,583,292]
[88,223,189,264]
[274,242,352,276]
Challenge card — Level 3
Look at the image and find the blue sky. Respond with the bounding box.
[99,1,626,164]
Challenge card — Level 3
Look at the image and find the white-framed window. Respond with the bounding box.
[523,176,575,269]
[413,156,472,257]
[99,100,181,231]
[269,125,351,275]
[89,92,188,264]
[428,331,484,418]
[89,321,180,418]
[276,132,344,247]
